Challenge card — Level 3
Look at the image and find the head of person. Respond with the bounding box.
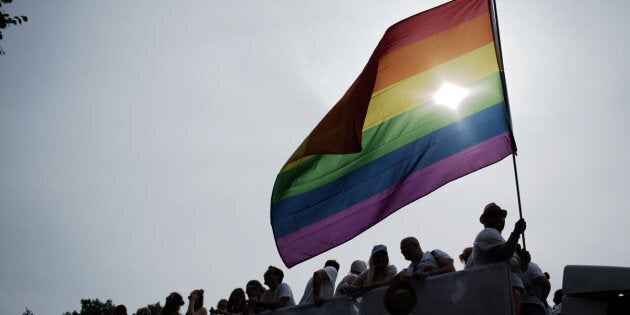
[325,259,340,271]
[400,237,423,262]
[112,305,127,315]
[369,244,390,269]
[246,280,266,300]
[264,266,284,289]
[366,245,390,283]
[136,307,151,315]
[217,299,228,311]
[553,289,563,305]
[227,288,246,312]
[459,247,473,264]
[479,202,508,231]
[165,292,185,311]
[350,260,367,275]
[188,289,205,310]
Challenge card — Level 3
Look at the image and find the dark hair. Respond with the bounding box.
[227,288,246,313]
[216,299,228,308]
[459,247,473,264]
[325,260,340,271]
[190,289,204,311]
[112,305,127,315]
[167,292,185,306]
[266,266,284,282]
[246,280,266,298]
[553,289,563,304]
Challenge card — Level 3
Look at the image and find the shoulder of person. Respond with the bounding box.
[431,249,453,259]
[525,261,544,276]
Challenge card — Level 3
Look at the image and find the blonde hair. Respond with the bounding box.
[366,252,389,284]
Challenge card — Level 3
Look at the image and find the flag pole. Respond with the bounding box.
[489,0,526,249]
[511,154,526,249]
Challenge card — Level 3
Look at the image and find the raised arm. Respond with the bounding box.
[486,218,526,262]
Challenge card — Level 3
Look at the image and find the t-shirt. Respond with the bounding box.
[406,249,452,275]
[522,262,546,307]
[260,283,296,308]
[299,266,338,304]
[470,228,505,266]
[357,265,397,283]
[468,227,525,289]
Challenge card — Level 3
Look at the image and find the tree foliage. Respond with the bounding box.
[22,308,35,315]
[0,0,29,55]
[145,302,162,315]
[133,302,162,315]
[63,299,116,315]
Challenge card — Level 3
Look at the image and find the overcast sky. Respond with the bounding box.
[2,1,630,314]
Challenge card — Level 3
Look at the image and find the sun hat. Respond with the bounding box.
[383,280,417,315]
[479,202,508,224]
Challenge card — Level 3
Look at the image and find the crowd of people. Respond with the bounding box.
[108,202,561,315]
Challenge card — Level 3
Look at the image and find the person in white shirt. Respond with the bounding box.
[465,202,529,315]
[335,260,367,296]
[257,266,296,311]
[395,236,455,283]
[522,259,551,315]
[299,260,339,306]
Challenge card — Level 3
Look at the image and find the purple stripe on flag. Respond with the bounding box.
[276,132,514,267]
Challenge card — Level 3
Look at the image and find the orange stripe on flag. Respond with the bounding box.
[374,13,493,93]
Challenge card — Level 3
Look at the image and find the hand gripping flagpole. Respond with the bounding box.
[489,0,526,250]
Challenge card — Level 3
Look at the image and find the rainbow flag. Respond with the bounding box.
[271,0,516,267]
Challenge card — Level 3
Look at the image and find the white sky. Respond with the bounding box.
[1,1,630,314]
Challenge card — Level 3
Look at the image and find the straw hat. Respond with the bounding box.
[479,202,508,224]
[383,280,417,315]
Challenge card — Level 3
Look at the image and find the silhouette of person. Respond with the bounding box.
[186,289,208,315]
[349,245,397,295]
[395,236,455,283]
[257,266,295,310]
[299,260,340,306]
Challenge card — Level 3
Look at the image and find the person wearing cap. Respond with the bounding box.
[466,202,528,315]
[334,260,367,296]
[349,244,397,294]
[257,266,296,310]
[299,259,340,306]
[395,236,455,283]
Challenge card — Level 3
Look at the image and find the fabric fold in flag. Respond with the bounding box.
[271,0,517,268]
